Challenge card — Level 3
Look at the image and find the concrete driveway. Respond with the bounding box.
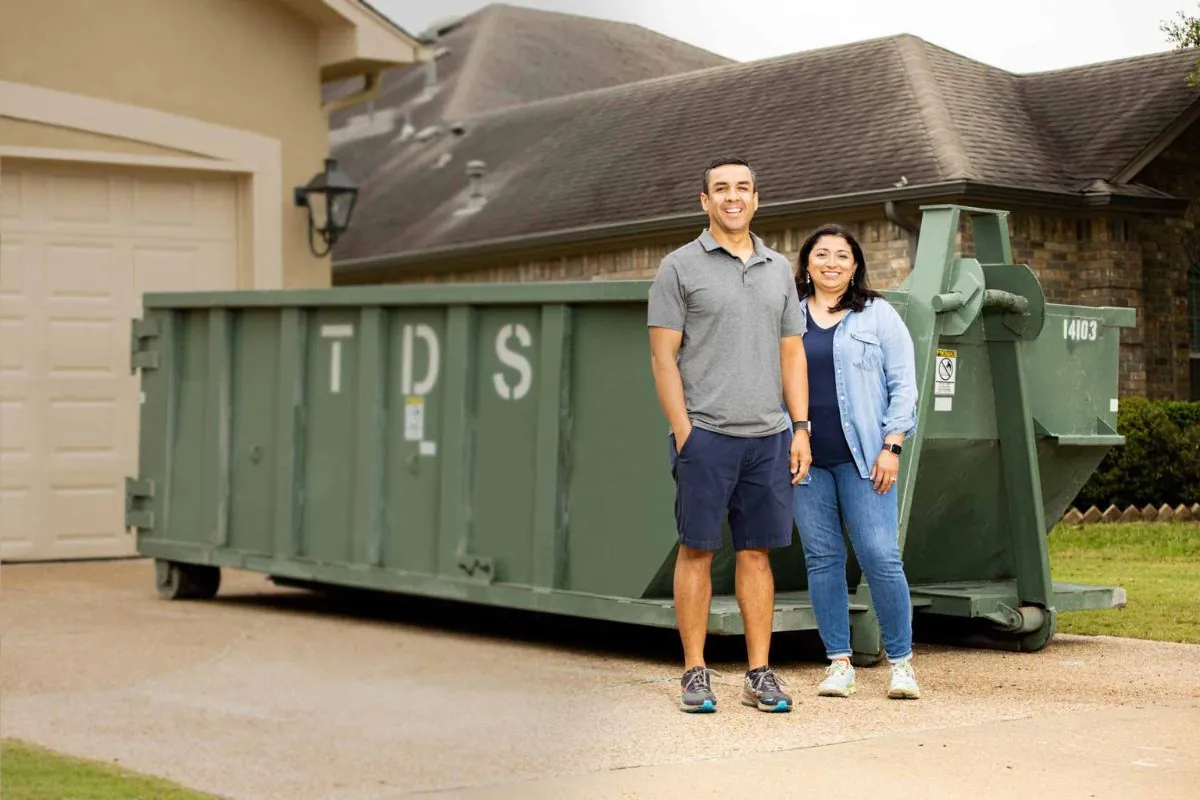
[2,559,1198,799]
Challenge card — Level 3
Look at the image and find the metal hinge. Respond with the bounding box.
[130,318,160,374]
[125,477,155,531]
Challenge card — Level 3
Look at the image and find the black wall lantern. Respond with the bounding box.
[294,157,358,257]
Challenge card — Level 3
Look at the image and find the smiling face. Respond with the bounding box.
[701,163,758,235]
[806,234,856,296]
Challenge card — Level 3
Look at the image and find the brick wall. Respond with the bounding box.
[1134,119,1199,400]
[391,167,1200,399]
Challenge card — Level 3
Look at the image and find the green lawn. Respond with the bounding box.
[0,739,218,800]
[1050,521,1200,644]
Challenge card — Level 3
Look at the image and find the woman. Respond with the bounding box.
[791,223,920,700]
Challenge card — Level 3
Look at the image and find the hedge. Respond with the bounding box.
[1073,397,1200,510]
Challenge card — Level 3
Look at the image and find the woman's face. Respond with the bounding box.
[806,234,856,297]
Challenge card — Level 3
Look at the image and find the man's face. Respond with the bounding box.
[701,164,758,234]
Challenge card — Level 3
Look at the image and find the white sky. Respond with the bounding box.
[374,0,1194,73]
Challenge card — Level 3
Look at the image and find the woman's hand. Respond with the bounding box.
[871,449,900,494]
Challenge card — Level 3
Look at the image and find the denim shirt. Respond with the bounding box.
[797,295,919,482]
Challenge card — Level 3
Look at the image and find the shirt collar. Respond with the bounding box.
[699,229,770,263]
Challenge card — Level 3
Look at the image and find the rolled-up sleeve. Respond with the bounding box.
[879,302,919,438]
[647,258,685,331]
[781,274,804,337]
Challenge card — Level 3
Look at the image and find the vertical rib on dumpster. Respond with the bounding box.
[354,307,387,567]
[972,214,1054,613]
[438,306,475,578]
[273,308,307,560]
[207,309,232,548]
[532,305,572,590]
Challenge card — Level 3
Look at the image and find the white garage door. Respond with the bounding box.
[0,159,239,561]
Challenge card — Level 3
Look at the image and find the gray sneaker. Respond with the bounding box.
[742,666,792,712]
[680,666,717,713]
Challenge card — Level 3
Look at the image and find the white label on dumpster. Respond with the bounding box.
[420,441,437,456]
[404,396,424,441]
[494,323,533,401]
[1063,318,1099,341]
[321,324,354,394]
[934,397,953,412]
[1111,398,1119,413]
[934,348,957,396]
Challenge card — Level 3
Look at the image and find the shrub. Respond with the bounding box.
[1073,398,1200,510]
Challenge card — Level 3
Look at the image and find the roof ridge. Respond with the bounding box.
[487,2,731,61]
[1017,45,1197,77]
[448,34,905,125]
[441,5,501,121]
[893,35,974,181]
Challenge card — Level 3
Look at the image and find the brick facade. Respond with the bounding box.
[389,124,1199,400]
[1135,119,1200,400]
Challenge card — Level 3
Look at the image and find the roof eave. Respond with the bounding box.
[333,181,972,282]
[332,180,1190,283]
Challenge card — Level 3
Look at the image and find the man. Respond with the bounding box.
[647,157,811,714]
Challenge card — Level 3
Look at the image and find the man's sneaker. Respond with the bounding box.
[887,659,920,699]
[742,666,792,712]
[817,659,856,697]
[680,666,717,713]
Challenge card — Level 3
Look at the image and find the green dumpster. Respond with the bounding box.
[127,204,1130,663]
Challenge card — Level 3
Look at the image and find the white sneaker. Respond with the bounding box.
[817,659,856,697]
[888,659,920,699]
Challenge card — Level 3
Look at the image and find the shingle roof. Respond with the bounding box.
[1022,49,1200,183]
[323,3,730,149]
[330,26,1199,264]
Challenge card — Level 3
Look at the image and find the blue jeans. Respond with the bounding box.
[792,461,913,662]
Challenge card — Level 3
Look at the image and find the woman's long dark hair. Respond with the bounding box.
[796,223,881,313]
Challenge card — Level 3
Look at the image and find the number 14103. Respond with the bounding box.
[1063,318,1098,341]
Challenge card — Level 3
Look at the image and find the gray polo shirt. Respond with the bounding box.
[648,229,803,438]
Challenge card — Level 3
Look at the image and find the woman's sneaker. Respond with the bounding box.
[817,659,856,697]
[742,666,792,712]
[887,659,921,699]
[680,666,717,713]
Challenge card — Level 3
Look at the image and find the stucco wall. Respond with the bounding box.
[0,0,335,287]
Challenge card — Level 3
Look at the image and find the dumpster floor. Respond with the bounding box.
[3,560,1198,800]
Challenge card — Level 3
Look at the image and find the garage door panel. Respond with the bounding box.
[46,172,115,226]
[0,159,238,561]
[131,175,237,239]
[135,241,236,295]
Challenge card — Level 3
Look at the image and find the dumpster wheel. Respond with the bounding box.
[155,559,220,601]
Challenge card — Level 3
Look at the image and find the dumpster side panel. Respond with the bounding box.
[564,304,679,598]
[167,311,214,549]
[382,309,445,576]
[903,324,1013,584]
[1026,305,1127,527]
[227,310,280,557]
[300,309,361,565]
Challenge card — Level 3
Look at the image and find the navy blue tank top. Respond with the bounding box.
[804,315,855,468]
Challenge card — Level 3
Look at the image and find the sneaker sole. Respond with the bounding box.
[681,699,716,713]
[887,688,920,699]
[741,693,791,712]
[818,683,856,698]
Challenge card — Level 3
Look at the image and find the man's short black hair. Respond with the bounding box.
[702,157,757,195]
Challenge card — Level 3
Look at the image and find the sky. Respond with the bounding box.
[373,0,1195,73]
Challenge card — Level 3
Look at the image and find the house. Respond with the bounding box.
[0,0,423,561]
[327,5,1200,403]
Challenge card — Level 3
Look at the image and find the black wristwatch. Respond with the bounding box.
[792,419,810,433]
[883,443,903,455]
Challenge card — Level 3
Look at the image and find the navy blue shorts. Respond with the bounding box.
[668,426,795,552]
